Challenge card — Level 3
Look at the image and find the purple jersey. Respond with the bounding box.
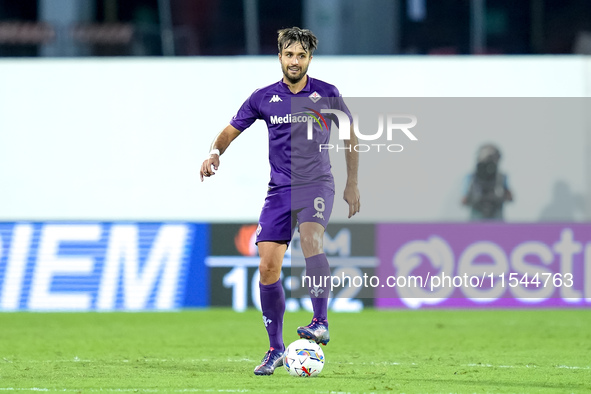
[230,77,351,191]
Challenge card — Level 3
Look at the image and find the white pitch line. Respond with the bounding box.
[339,361,414,366]
[467,363,590,370]
[556,365,590,370]
[4,359,589,371]
[0,390,250,393]
[1,358,256,364]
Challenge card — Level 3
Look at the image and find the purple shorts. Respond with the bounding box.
[255,185,335,244]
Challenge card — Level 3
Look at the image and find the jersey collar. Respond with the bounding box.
[279,76,312,94]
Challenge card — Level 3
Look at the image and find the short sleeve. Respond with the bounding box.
[331,88,353,123]
[230,93,261,132]
[463,174,474,195]
[503,174,510,190]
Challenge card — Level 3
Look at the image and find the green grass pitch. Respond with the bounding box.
[0,308,589,393]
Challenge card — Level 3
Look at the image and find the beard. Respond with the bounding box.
[282,63,309,84]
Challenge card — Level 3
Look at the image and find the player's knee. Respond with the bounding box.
[259,259,275,272]
[259,260,281,284]
[259,259,280,275]
[300,231,324,256]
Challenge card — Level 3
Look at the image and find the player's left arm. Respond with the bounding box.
[343,122,360,218]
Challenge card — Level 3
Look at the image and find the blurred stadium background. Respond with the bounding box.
[0,0,590,326]
[1,1,591,392]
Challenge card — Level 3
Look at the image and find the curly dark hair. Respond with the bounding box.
[277,27,318,54]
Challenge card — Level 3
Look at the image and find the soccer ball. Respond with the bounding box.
[283,339,325,377]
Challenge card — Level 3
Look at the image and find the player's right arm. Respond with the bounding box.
[200,124,241,181]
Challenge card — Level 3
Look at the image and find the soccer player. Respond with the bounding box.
[200,27,360,375]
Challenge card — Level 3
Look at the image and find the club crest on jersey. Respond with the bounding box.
[269,95,282,103]
[309,91,321,103]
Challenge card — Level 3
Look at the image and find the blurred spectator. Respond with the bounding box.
[462,144,513,221]
[539,180,585,221]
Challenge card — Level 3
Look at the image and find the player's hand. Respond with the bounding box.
[343,182,360,218]
[200,153,220,181]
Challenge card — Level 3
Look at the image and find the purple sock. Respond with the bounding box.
[259,279,285,351]
[305,253,331,322]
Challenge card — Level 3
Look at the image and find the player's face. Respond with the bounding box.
[279,42,312,84]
